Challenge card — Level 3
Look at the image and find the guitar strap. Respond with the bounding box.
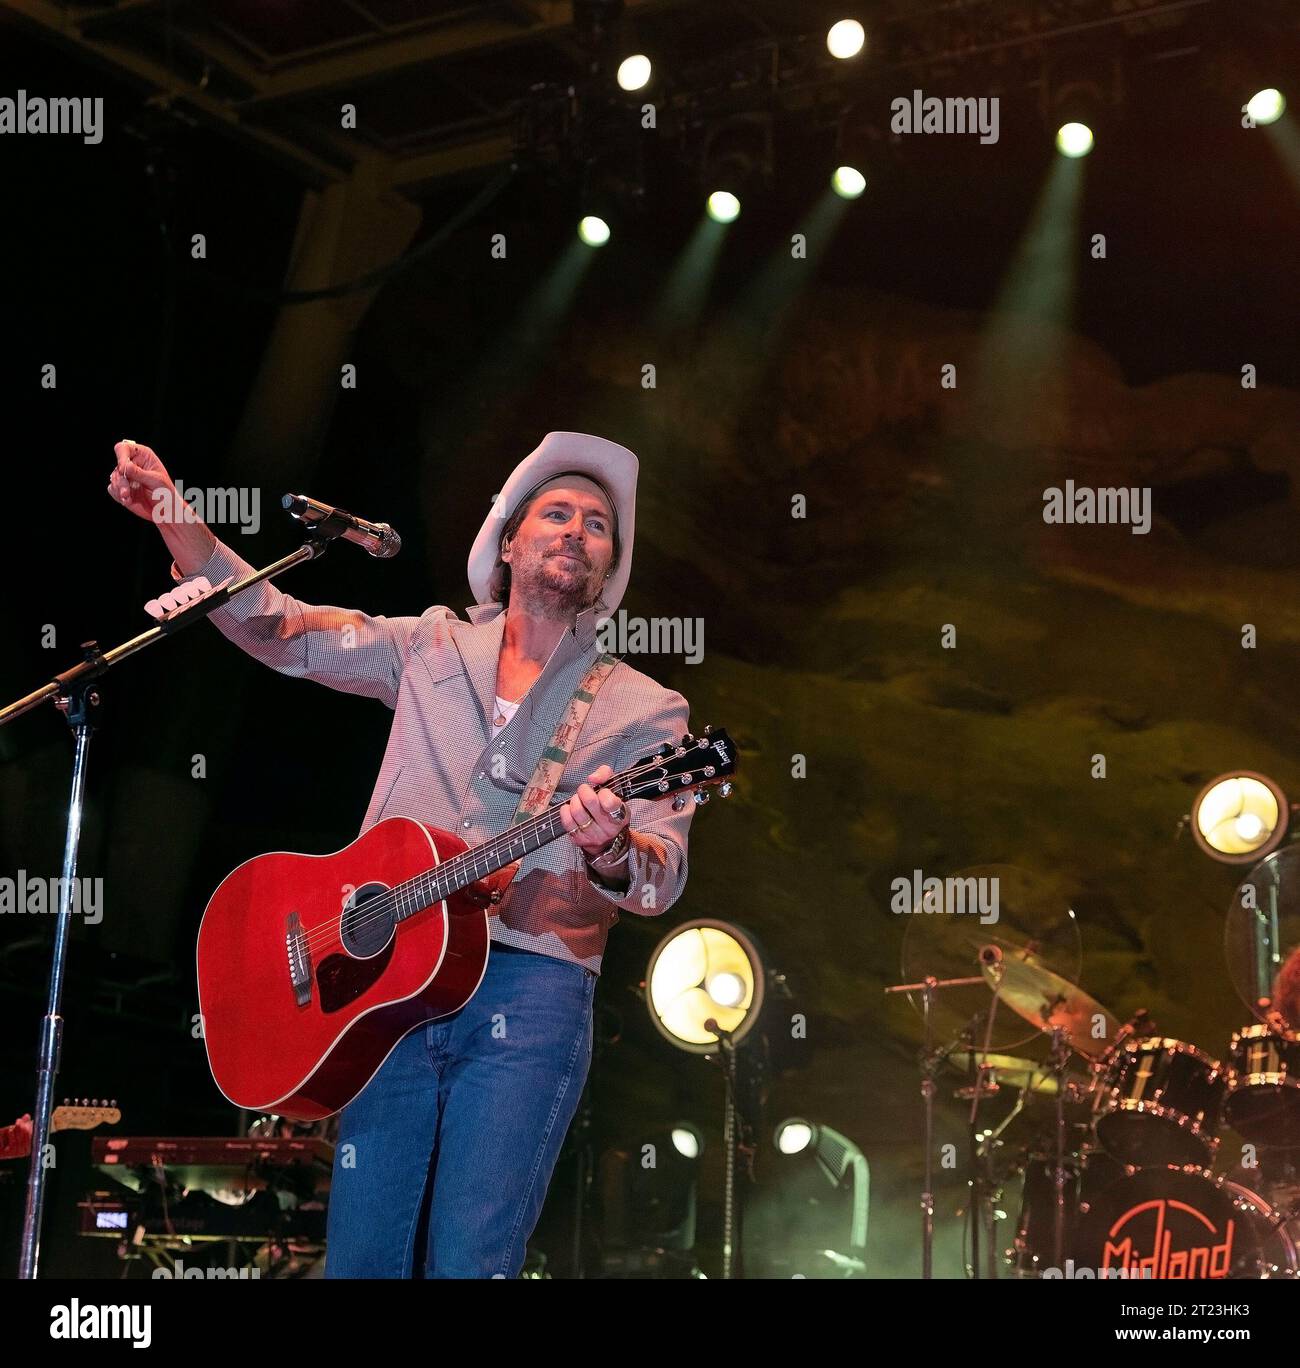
[509,650,621,826]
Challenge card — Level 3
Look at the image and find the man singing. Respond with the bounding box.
[107,431,694,1277]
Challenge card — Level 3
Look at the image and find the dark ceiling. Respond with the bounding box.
[5,0,1295,196]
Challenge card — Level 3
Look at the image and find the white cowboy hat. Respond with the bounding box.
[466,431,638,612]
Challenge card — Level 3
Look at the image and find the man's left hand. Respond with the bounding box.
[560,763,629,859]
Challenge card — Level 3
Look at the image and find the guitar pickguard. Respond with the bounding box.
[315,882,398,1013]
[316,942,395,1013]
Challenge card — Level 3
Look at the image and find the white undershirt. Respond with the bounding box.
[491,694,522,738]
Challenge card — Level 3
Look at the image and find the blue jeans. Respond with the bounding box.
[324,942,595,1278]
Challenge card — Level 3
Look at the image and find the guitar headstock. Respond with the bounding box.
[52,1099,121,1133]
[621,725,736,806]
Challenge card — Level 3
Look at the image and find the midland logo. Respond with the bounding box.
[1103,1198,1235,1279]
[0,91,103,143]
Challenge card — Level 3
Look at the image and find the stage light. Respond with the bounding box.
[775,1119,813,1155]
[646,919,766,1053]
[827,19,865,60]
[1237,813,1265,843]
[671,1124,703,1159]
[578,215,611,246]
[617,54,652,92]
[745,1120,870,1277]
[832,165,866,199]
[1246,88,1286,126]
[707,970,745,1007]
[1056,121,1094,157]
[706,191,740,223]
[1190,772,1290,864]
[701,112,770,224]
[596,1128,703,1275]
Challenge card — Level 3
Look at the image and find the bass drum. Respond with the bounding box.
[1009,1148,1124,1277]
[1074,1165,1296,1279]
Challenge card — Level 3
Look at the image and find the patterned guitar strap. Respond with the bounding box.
[510,650,621,827]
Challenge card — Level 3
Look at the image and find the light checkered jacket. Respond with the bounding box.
[172,539,694,974]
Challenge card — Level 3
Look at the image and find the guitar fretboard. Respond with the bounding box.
[390,772,640,923]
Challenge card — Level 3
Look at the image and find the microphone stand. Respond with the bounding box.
[0,527,346,1278]
[884,971,984,1278]
[704,1018,745,1280]
[967,970,1003,1280]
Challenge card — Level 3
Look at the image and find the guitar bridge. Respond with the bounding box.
[285,911,313,1007]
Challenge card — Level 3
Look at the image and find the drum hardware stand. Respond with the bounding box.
[884,970,984,1278]
[967,955,1005,1280]
[1047,1024,1070,1270]
[0,527,345,1279]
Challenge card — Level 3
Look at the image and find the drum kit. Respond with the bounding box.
[889,857,1300,1280]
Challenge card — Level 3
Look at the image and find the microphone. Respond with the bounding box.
[282,494,402,559]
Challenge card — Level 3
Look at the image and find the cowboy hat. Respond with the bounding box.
[466,431,638,612]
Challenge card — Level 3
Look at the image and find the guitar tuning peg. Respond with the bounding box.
[672,793,689,811]
[693,789,711,806]
[719,782,733,798]
[703,724,714,735]
[682,733,695,744]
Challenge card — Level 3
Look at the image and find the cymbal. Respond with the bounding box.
[947,1051,1069,1095]
[982,956,1119,1058]
[899,865,1084,1055]
[1226,847,1300,1033]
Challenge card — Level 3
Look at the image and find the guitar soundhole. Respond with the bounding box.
[339,883,396,958]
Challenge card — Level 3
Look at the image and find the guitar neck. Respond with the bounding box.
[391,772,638,923]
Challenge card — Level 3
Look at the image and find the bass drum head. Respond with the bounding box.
[1075,1166,1295,1279]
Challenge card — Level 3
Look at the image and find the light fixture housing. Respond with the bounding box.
[745,1120,870,1277]
[646,919,766,1053]
[1191,771,1290,864]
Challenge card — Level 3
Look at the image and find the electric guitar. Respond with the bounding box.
[0,1101,121,1160]
[196,727,736,1120]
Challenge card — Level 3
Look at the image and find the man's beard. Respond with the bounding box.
[508,547,601,618]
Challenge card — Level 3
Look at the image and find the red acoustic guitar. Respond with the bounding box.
[197,727,735,1120]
